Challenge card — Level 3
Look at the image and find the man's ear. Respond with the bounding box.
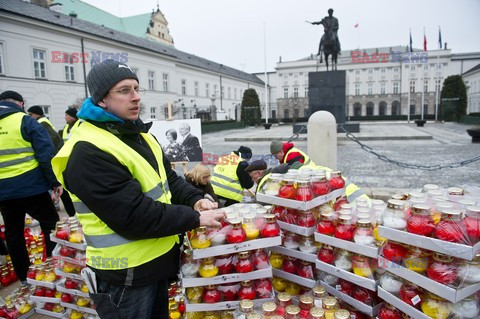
[97,99,107,109]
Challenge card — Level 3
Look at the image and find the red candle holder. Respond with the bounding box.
[316,212,336,235]
[317,245,335,265]
[338,279,354,296]
[278,179,296,199]
[435,210,467,244]
[253,249,269,270]
[426,253,458,286]
[234,251,254,273]
[399,283,422,308]
[215,254,234,275]
[334,215,355,241]
[202,285,222,303]
[329,171,345,190]
[295,181,313,201]
[382,241,408,264]
[352,286,376,306]
[261,214,280,238]
[310,176,331,197]
[407,204,435,237]
[218,283,240,301]
[378,303,402,319]
[255,278,272,298]
[238,280,256,300]
[297,210,315,227]
[226,219,246,244]
[463,206,480,245]
[282,256,297,274]
[296,260,315,279]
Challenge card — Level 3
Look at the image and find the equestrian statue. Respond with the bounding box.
[310,8,341,71]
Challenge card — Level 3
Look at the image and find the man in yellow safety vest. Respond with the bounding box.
[51,59,225,318]
[0,90,62,287]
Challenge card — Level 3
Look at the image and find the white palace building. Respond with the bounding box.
[1,0,479,129]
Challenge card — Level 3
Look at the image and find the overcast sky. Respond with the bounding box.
[82,0,480,73]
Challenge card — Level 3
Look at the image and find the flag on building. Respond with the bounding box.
[438,26,442,49]
[354,22,359,28]
[409,29,413,52]
[423,27,427,51]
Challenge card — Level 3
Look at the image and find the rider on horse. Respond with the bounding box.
[312,8,341,55]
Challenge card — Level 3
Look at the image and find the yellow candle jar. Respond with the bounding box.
[272,277,287,292]
[186,312,204,319]
[403,246,431,273]
[285,282,301,296]
[63,263,76,273]
[169,304,181,319]
[186,286,203,303]
[68,227,83,243]
[190,227,211,249]
[76,297,90,307]
[35,267,45,281]
[18,301,31,314]
[44,268,56,282]
[55,291,63,299]
[80,282,89,293]
[242,215,259,240]
[52,305,65,313]
[198,257,219,278]
[269,252,284,269]
[203,312,221,319]
[70,310,83,319]
[421,293,452,319]
[352,255,373,278]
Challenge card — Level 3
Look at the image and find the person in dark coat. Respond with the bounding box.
[179,122,202,161]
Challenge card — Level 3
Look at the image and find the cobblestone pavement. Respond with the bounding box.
[199,122,480,191]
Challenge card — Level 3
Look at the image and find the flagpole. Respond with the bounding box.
[263,21,269,124]
[435,26,441,122]
[357,26,360,49]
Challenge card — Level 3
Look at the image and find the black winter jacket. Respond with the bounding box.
[62,119,203,286]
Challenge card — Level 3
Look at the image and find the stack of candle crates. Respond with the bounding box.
[183,203,281,315]
[376,185,480,319]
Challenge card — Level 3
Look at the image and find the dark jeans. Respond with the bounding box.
[60,191,76,217]
[0,192,59,280]
[90,275,169,319]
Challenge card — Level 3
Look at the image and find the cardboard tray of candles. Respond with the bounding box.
[256,188,345,211]
[268,246,317,263]
[277,221,316,237]
[377,287,431,319]
[35,307,65,318]
[320,281,383,317]
[189,235,282,260]
[315,260,377,291]
[378,226,480,261]
[50,233,87,251]
[314,232,380,259]
[182,267,273,288]
[184,295,274,312]
[60,302,97,316]
[271,268,317,289]
[378,256,480,303]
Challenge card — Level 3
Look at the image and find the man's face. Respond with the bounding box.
[98,79,141,122]
[65,114,76,124]
[179,124,189,136]
[28,112,41,120]
[274,151,284,161]
[248,170,264,183]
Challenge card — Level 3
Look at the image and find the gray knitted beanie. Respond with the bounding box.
[86,59,139,104]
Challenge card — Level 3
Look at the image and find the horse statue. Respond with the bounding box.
[311,8,341,71]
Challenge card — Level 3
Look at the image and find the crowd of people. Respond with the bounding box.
[0,58,367,318]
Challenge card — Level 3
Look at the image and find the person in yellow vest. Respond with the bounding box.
[270,141,316,167]
[0,90,62,287]
[211,146,255,207]
[61,107,80,141]
[27,105,77,217]
[51,59,225,319]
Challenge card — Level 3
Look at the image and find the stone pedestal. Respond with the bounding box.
[308,71,346,124]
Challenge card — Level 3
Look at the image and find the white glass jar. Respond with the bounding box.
[458,254,480,285]
[383,199,407,230]
[451,295,480,319]
[379,272,403,296]
[334,249,352,271]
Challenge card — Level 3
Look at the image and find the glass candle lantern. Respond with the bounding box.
[203,285,222,304]
[312,285,327,308]
[322,297,338,319]
[420,292,452,319]
[295,180,313,202]
[181,249,199,278]
[451,294,480,319]
[458,253,480,284]
[262,175,282,196]
[383,200,407,230]
[435,209,467,244]
[378,303,402,319]
[463,206,480,245]
[282,256,297,274]
[238,280,256,300]
[296,260,315,279]
[299,295,314,318]
[199,257,219,278]
[261,214,280,238]
[379,272,403,296]
[334,215,355,241]
[252,249,269,270]
[269,252,284,269]
[226,219,247,244]
[353,219,375,246]
[297,210,316,227]
[382,241,408,264]
[276,292,292,317]
[190,227,211,249]
[317,245,335,265]
[407,204,435,236]
[426,253,458,286]
[278,178,296,199]
[310,175,331,197]
[215,254,234,275]
[328,171,345,190]
[285,305,301,319]
[262,302,277,318]
[299,235,317,254]
[400,282,422,308]
[283,231,300,250]
[403,245,431,273]
[352,254,374,278]
[234,251,254,273]
[242,214,260,241]
[334,249,352,272]
[316,212,336,236]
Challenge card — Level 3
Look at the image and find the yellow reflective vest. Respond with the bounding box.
[211,152,244,202]
[52,121,178,270]
[0,113,39,179]
[38,117,56,130]
[299,164,370,204]
[62,120,80,141]
[284,147,316,167]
